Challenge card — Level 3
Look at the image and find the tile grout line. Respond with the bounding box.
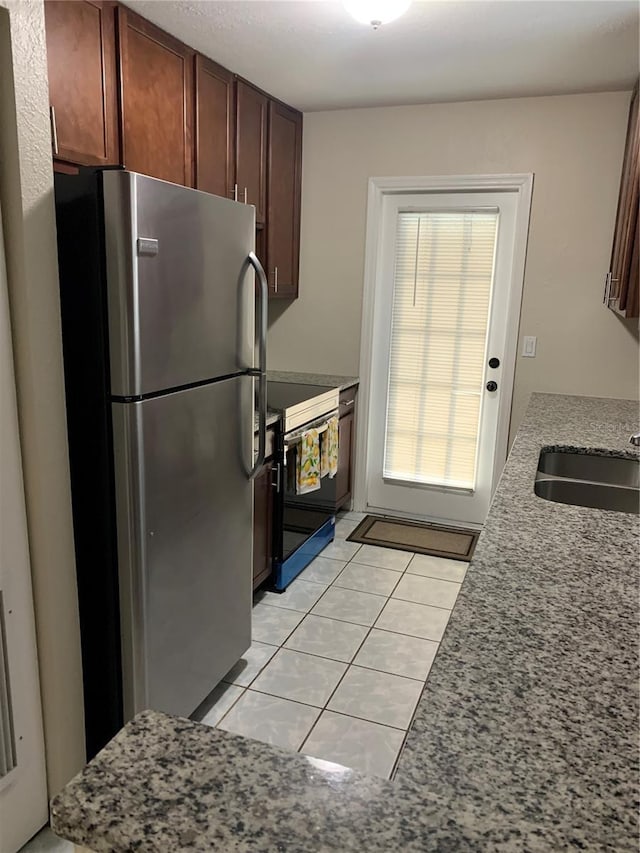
[227,597,416,747]
[296,553,413,755]
[256,549,457,652]
[298,703,410,765]
[333,542,443,767]
[284,611,445,650]
[260,619,437,682]
[259,590,458,617]
[296,568,389,751]
[254,598,453,659]
[211,684,248,728]
[389,649,441,781]
[242,684,419,732]
[389,583,466,780]
[241,537,463,767]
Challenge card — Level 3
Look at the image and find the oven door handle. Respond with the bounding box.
[284,410,339,451]
[248,251,268,480]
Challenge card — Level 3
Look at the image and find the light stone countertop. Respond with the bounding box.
[254,373,359,431]
[253,411,281,432]
[51,392,640,852]
[267,370,359,392]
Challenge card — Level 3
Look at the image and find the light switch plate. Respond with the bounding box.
[522,335,537,357]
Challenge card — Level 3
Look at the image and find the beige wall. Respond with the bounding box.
[0,0,85,796]
[268,92,640,437]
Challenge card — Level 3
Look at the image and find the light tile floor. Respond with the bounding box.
[205,511,468,779]
[20,512,470,852]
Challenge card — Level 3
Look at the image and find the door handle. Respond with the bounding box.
[248,251,268,480]
[486,381,498,392]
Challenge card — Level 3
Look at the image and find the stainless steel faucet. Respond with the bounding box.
[630,432,640,447]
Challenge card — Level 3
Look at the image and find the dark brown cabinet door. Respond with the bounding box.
[195,55,235,199]
[253,460,274,590]
[606,82,639,319]
[266,101,302,299]
[336,390,357,509]
[44,0,119,166]
[235,81,268,224]
[335,411,355,509]
[118,8,194,187]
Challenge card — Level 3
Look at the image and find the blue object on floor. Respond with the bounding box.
[273,516,335,591]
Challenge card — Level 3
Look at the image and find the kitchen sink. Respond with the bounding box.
[537,450,640,488]
[535,449,640,515]
[535,478,639,514]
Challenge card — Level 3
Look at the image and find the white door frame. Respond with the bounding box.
[353,173,533,518]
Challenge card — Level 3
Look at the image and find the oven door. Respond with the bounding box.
[273,419,337,590]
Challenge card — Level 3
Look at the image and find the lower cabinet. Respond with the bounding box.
[335,388,358,510]
[253,431,275,590]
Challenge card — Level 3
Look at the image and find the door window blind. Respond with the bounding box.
[383,209,499,491]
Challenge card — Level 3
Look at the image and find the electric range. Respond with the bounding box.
[266,382,340,591]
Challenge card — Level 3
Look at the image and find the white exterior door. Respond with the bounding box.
[364,182,529,528]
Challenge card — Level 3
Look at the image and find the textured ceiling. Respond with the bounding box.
[123,1,640,111]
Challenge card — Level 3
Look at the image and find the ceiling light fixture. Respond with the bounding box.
[344,0,411,29]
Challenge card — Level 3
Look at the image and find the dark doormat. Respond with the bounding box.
[347,515,478,561]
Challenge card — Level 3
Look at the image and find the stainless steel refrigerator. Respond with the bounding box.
[55,170,268,758]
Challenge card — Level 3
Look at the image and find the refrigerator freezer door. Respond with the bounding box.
[112,375,253,720]
[103,171,256,398]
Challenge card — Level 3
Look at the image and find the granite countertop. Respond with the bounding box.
[254,411,281,432]
[254,373,360,431]
[51,393,639,852]
[267,370,359,392]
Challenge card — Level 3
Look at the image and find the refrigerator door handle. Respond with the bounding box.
[248,251,268,479]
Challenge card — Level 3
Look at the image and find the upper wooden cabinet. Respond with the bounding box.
[44,0,119,166]
[266,101,302,299]
[235,81,268,225]
[195,55,235,199]
[605,82,639,319]
[44,3,302,299]
[117,7,194,187]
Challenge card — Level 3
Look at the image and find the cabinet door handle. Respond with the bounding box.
[273,266,278,294]
[231,183,238,201]
[50,106,59,156]
[243,187,248,204]
[341,399,355,408]
[603,271,619,307]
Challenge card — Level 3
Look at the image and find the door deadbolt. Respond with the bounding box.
[488,357,500,369]
[486,381,498,392]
